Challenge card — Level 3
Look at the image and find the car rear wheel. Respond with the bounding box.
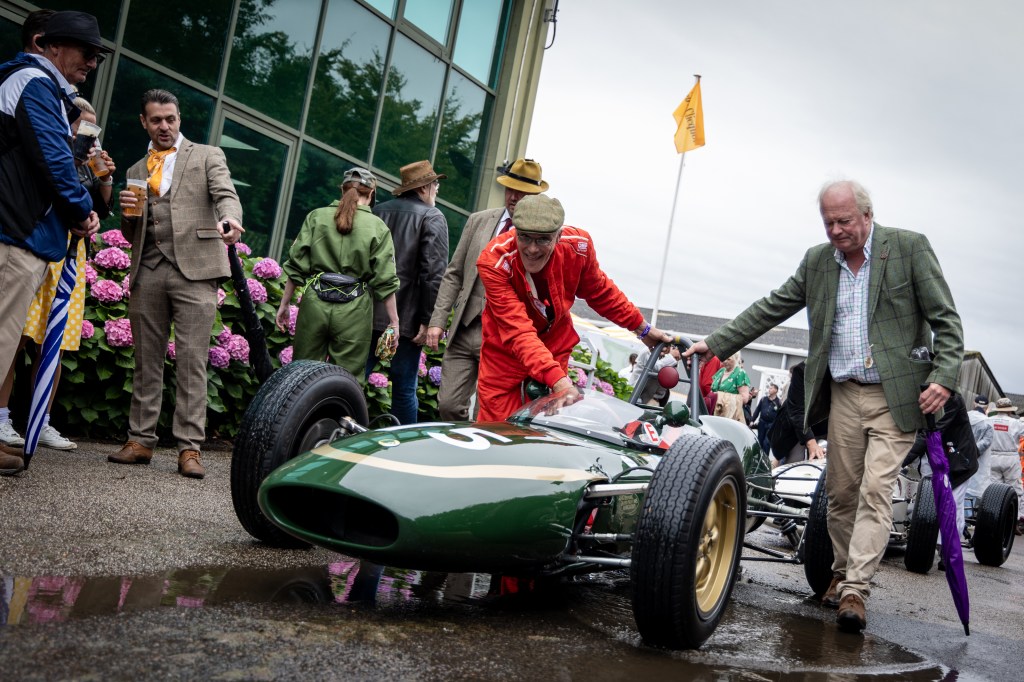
[905,475,939,573]
[973,483,1018,567]
[631,434,745,650]
[231,360,368,547]
[802,470,834,596]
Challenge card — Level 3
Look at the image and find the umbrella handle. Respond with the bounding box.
[920,383,937,431]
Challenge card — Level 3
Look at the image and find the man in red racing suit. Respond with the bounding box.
[475,195,671,421]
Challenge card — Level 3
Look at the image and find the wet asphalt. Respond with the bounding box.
[1,440,1022,681]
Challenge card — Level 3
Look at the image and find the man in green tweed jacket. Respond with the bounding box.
[686,180,963,633]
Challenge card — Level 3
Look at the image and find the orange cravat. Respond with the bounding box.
[146,147,176,196]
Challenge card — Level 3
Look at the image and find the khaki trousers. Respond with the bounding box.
[128,259,217,453]
[0,243,48,382]
[437,317,481,422]
[826,380,916,602]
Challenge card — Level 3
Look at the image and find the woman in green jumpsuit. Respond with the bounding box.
[277,168,400,379]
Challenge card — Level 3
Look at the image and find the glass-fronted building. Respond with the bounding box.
[0,0,549,256]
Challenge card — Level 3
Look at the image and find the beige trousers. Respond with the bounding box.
[826,380,916,602]
[0,243,48,383]
[437,318,482,422]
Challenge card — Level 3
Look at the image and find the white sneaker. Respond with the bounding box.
[0,420,25,447]
[38,424,77,450]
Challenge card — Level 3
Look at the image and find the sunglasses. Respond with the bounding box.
[515,232,557,247]
[76,44,106,64]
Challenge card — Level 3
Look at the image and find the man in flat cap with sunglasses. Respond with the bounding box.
[425,158,549,421]
[0,10,106,475]
[475,194,671,422]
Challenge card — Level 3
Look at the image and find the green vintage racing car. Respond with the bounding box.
[230,337,756,650]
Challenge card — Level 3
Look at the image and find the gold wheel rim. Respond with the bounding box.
[695,476,740,615]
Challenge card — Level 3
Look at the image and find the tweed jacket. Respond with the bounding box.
[704,224,963,433]
[428,206,504,339]
[122,138,242,285]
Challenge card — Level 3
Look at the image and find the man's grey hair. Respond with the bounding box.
[818,179,873,216]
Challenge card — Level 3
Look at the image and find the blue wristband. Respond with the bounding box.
[637,323,651,339]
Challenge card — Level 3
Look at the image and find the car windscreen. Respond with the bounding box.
[508,390,647,443]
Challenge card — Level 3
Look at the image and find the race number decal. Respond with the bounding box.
[426,427,512,450]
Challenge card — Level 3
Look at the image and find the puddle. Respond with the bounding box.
[1,565,953,680]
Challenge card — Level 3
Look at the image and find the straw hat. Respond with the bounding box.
[393,160,446,195]
[497,158,548,194]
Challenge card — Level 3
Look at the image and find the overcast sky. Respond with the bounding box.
[527,1,1023,391]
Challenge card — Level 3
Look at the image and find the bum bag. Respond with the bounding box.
[310,272,366,303]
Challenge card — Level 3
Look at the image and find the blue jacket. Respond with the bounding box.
[0,53,92,261]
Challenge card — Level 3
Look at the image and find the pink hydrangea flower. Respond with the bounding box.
[209,345,230,369]
[80,319,94,339]
[597,379,614,396]
[85,263,97,286]
[104,318,133,347]
[235,242,252,255]
[91,279,124,303]
[246,278,267,304]
[574,372,588,388]
[279,346,294,365]
[252,258,282,279]
[216,328,233,346]
[418,351,428,377]
[167,341,176,360]
[287,305,298,336]
[368,372,389,388]
[99,229,131,249]
[217,288,226,308]
[121,274,131,298]
[93,246,131,271]
[225,334,249,362]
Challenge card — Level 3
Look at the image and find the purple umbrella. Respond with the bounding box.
[924,412,970,635]
[22,237,81,468]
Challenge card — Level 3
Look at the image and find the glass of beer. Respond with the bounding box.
[87,143,110,178]
[72,121,101,163]
[124,179,147,218]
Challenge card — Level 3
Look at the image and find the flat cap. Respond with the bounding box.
[512,195,564,234]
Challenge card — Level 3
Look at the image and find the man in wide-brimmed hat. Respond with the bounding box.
[475,194,672,421]
[0,10,107,475]
[986,397,1024,533]
[425,158,549,421]
[369,160,449,424]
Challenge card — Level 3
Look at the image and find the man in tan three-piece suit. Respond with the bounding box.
[686,180,962,634]
[425,159,548,421]
[109,89,244,479]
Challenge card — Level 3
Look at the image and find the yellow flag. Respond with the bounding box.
[672,81,705,153]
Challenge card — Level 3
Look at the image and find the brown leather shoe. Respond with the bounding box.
[178,450,205,479]
[1,444,24,476]
[837,593,867,633]
[821,575,844,609]
[108,441,153,464]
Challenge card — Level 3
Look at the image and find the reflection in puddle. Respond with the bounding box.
[0,562,490,627]
[1,566,953,680]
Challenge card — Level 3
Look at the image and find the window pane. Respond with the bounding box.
[433,72,489,209]
[373,33,444,177]
[306,0,390,161]
[1,15,21,60]
[453,0,504,85]
[436,204,466,259]
[123,3,231,89]
[104,59,215,204]
[219,119,289,257]
[46,1,124,40]
[226,0,320,127]
[402,0,453,45]
[363,0,396,19]
[284,143,351,242]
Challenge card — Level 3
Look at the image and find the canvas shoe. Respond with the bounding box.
[0,420,25,447]
[38,424,77,450]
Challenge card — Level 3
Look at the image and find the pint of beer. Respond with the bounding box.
[124,179,147,218]
[88,144,111,177]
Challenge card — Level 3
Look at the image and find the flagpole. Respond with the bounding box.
[651,74,701,329]
[650,153,686,328]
